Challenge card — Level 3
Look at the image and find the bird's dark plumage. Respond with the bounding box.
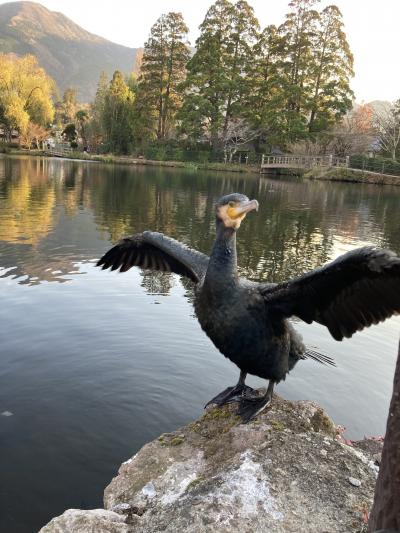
[261,247,400,341]
[97,193,400,422]
[97,231,209,282]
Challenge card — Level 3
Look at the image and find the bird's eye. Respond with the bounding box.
[228,201,235,207]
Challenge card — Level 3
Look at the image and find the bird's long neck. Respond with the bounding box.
[204,221,238,290]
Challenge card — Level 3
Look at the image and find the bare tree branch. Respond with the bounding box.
[372,101,400,161]
[220,118,260,162]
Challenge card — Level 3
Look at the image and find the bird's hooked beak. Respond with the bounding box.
[227,199,259,220]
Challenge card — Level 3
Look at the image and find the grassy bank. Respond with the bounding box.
[98,155,261,174]
[304,166,400,186]
[4,148,400,185]
[2,148,260,175]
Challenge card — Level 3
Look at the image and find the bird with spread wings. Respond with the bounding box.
[98,193,400,422]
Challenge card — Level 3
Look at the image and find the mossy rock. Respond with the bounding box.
[186,476,206,491]
[310,408,336,436]
[169,436,185,446]
[270,420,285,431]
[157,433,185,447]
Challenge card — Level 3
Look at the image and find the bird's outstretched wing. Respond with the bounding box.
[97,231,209,283]
[259,247,400,341]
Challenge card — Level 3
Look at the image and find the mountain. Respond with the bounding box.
[352,100,391,113]
[0,1,138,101]
[367,100,392,114]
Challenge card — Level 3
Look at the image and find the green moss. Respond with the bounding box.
[187,421,202,433]
[187,405,241,439]
[310,408,335,436]
[170,436,185,446]
[186,475,205,491]
[270,420,285,431]
[202,406,232,421]
[158,433,185,446]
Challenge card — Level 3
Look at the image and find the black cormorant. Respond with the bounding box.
[97,193,400,422]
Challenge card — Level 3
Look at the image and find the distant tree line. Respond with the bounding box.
[1,0,399,163]
[86,0,358,157]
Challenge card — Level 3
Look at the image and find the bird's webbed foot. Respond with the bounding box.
[205,383,253,408]
[238,382,275,423]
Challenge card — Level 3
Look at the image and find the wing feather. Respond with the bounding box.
[97,231,209,283]
[261,247,400,341]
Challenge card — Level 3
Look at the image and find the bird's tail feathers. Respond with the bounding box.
[304,348,336,366]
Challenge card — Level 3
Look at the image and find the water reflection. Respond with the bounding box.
[1,155,399,288]
[0,155,399,533]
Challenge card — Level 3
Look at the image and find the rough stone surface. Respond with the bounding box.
[38,509,129,533]
[40,395,382,533]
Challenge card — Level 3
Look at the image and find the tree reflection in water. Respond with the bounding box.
[0,155,399,289]
[0,155,399,533]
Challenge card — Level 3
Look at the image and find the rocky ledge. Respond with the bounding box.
[39,395,382,533]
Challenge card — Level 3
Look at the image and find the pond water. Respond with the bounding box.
[0,155,399,532]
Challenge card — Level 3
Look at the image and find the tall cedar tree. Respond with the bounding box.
[102,71,135,154]
[86,72,109,150]
[180,0,259,151]
[222,1,259,136]
[277,0,353,141]
[307,5,354,132]
[179,0,233,149]
[92,71,109,131]
[85,1,355,153]
[246,24,288,147]
[134,12,190,143]
[278,0,320,141]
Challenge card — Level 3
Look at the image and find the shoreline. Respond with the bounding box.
[2,149,260,175]
[304,165,400,186]
[3,149,400,185]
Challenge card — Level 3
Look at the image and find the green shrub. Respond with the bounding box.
[169,148,185,161]
[141,141,260,165]
[0,142,19,153]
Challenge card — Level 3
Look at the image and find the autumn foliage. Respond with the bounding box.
[0,54,55,141]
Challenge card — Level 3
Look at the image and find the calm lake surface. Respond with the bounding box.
[0,155,399,532]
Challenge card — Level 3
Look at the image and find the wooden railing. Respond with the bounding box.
[44,146,73,157]
[261,154,349,170]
